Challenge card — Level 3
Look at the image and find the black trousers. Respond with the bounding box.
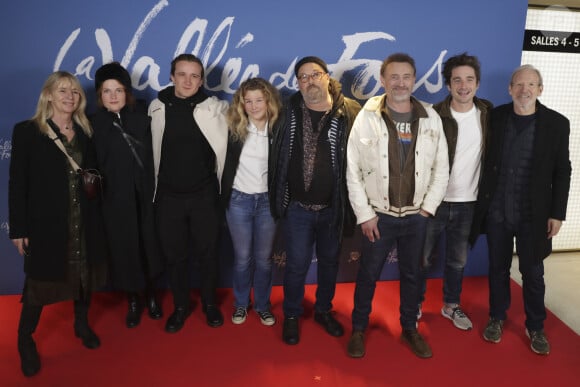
[155,185,221,308]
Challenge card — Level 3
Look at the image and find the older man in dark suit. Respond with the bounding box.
[471,64,571,356]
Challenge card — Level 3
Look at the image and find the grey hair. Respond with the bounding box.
[510,64,543,87]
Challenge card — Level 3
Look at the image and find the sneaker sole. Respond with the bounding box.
[525,330,550,355]
[482,333,501,343]
[260,319,276,326]
[529,345,550,355]
[232,317,247,325]
[440,308,473,331]
[347,349,365,358]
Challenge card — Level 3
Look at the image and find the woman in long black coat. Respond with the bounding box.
[9,71,108,377]
[91,62,163,328]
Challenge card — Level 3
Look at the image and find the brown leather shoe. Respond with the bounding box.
[401,329,432,358]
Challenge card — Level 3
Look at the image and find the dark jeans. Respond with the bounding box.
[156,185,220,308]
[486,220,546,331]
[282,202,340,317]
[420,201,474,305]
[352,213,427,331]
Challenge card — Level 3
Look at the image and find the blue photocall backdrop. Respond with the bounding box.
[0,0,528,294]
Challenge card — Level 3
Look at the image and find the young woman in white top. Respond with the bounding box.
[221,78,281,326]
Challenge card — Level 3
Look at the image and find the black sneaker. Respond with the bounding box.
[483,318,504,343]
[526,329,550,355]
[401,329,432,358]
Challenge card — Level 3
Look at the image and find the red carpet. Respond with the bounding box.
[0,278,578,387]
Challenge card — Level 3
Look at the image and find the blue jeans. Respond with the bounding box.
[225,189,276,312]
[352,213,427,331]
[420,201,474,305]
[486,220,546,331]
[282,202,340,317]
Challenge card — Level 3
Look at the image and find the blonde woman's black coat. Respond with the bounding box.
[8,120,107,281]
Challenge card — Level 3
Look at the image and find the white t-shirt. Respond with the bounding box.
[445,105,482,202]
[232,121,269,194]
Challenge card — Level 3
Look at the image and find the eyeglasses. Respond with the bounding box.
[297,72,326,83]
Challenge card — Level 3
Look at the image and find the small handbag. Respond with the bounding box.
[47,125,103,200]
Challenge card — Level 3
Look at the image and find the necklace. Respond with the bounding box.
[63,121,73,131]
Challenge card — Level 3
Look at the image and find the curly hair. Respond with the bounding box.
[227,78,281,143]
[442,52,481,86]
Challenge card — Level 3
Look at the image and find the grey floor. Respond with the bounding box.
[510,251,580,335]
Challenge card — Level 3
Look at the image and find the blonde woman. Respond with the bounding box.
[9,71,107,377]
[221,78,281,326]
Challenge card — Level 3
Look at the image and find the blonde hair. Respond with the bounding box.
[227,78,281,143]
[31,71,92,137]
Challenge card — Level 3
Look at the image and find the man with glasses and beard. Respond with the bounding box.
[270,56,361,345]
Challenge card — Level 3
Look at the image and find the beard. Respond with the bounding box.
[303,85,324,104]
[389,88,411,103]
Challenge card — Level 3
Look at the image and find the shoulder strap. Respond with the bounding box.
[46,123,81,172]
[112,117,144,169]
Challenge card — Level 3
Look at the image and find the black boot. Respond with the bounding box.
[74,298,100,349]
[145,285,163,320]
[126,293,143,328]
[146,295,163,320]
[17,303,42,377]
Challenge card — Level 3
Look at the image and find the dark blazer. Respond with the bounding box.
[470,101,571,261]
[91,106,162,290]
[8,120,107,281]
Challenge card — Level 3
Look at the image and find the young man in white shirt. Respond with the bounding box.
[418,53,492,331]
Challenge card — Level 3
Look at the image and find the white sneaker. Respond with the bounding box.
[441,304,473,330]
[257,310,276,326]
[232,307,247,324]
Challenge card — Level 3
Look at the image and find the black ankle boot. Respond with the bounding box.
[18,336,40,377]
[18,303,42,377]
[74,299,100,349]
[146,293,163,320]
[126,293,143,328]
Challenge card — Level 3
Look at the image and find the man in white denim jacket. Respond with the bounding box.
[346,53,448,359]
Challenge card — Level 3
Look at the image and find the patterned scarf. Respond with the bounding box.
[300,101,330,191]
